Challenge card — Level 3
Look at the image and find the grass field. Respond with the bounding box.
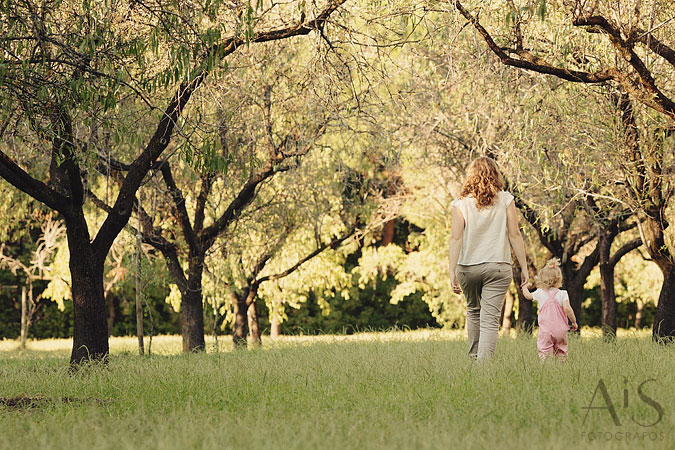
[1,329,673,450]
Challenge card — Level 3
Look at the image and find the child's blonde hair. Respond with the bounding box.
[535,258,563,289]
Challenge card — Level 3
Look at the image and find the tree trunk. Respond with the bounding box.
[635,299,643,329]
[501,288,514,332]
[560,264,579,324]
[598,230,617,340]
[135,234,144,355]
[640,217,675,341]
[381,219,395,246]
[247,299,261,348]
[178,254,206,352]
[271,315,282,338]
[20,286,27,352]
[180,287,206,352]
[232,291,249,349]
[653,269,675,341]
[599,259,617,340]
[559,258,597,336]
[601,232,641,339]
[513,265,533,333]
[69,247,108,365]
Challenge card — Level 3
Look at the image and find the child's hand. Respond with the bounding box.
[519,279,534,300]
[571,321,578,331]
[520,279,530,292]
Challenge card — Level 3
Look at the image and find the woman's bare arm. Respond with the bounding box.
[448,206,464,293]
[506,201,529,286]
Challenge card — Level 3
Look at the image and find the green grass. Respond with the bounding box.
[0,329,673,450]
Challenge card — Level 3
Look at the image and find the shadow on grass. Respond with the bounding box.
[0,394,113,411]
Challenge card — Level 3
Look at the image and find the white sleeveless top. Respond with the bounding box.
[451,191,514,266]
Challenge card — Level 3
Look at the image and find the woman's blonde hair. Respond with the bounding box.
[535,259,563,289]
[460,157,506,209]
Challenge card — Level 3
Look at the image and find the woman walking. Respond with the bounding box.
[448,157,529,360]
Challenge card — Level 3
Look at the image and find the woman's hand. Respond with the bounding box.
[450,273,461,294]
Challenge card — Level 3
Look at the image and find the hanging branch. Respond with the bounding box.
[452,1,675,120]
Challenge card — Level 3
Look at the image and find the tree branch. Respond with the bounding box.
[255,224,357,286]
[512,192,562,255]
[453,1,615,83]
[159,162,198,253]
[131,196,189,290]
[573,15,675,120]
[193,173,213,235]
[453,1,675,120]
[95,152,164,173]
[91,0,347,261]
[0,149,67,212]
[613,92,648,205]
[48,106,84,208]
[200,115,330,249]
[199,162,277,249]
[609,238,642,268]
[633,29,675,68]
[576,241,601,282]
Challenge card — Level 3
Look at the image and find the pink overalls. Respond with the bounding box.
[537,289,569,359]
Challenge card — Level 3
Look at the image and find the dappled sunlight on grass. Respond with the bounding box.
[0,327,656,357]
[0,335,186,357]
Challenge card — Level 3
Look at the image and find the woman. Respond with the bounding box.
[448,157,529,360]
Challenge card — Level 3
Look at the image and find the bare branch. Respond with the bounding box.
[255,222,359,286]
[633,29,675,68]
[159,162,198,253]
[609,238,642,268]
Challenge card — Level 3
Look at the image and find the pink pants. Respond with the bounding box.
[537,330,568,359]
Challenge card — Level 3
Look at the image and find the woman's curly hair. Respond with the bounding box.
[460,157,506,209]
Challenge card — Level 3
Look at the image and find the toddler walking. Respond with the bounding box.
[522,259,577,360]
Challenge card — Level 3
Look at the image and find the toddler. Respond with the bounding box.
[522,259,577,360]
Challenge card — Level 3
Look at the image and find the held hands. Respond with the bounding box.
[520,272,529,288]
[519,273,534,300]
[519,272,530,292]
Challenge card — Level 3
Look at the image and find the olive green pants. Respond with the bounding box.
[457,262,513,360]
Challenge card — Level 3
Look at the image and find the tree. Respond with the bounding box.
[103,36,357,351]
[452,0,675,340]
[232,224,359,348]
[0,0,347,364]
[583,197,642,338]
[0,214,64,350]
[197,133,373,347]
[232,158,367,347]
